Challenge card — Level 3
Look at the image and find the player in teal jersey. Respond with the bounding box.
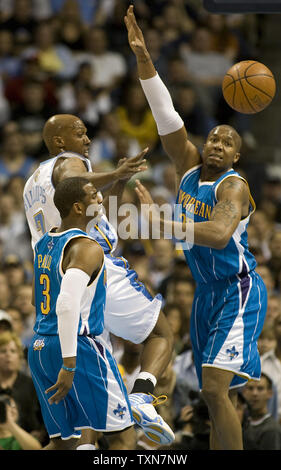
[126,5,267,450]
[28,177,134,449]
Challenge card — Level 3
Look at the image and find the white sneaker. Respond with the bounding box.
[129,393,175,445]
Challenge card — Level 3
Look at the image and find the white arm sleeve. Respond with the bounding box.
[139,73,184,136]
[56,268,90,358]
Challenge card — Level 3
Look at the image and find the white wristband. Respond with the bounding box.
[137,371,157,387]
[139,73,184,136]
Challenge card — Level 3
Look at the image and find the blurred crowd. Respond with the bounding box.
[0,0,281,450]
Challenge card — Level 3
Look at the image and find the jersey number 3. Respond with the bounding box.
[40,274,50,315]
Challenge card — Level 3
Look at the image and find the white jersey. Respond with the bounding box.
[23,151,118,253]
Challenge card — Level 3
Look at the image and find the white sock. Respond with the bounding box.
[76,444,96,450]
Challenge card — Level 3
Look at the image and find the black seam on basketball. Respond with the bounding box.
[222,74,273,94]
[236,65,256,112]
[222,74,236,92]
[232,78,237,107]
[244,62,257,76]
[223,75,274,97]
[244,78,274,99]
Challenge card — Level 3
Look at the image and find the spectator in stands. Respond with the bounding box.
[0,124,36,186]
[259,325,277,357]
[153,2,195,55]
[268,231,281,287]
[0,0,37,52]
[261,312,281,423]
[0,310,13,334]
[0,393,42,449]
[0,273,10,310]
[180,26,233,115]
[255,264,276,296]
[77,27,127,93]
[5,176,26,213]
[0,30,21,81]
[0,331,42,434]
[12,284,35,349]
[206,13,240,62]
[0,193,33,262]
[250,210,274,262]
[149,239,175,291]
[116,81,158,149]
[4,307,24,340]
[242,373,281,450]
[22,19,78,80]
[171,82,217,145]
[54,0,87,51]
[265,294,281,328]
[163,303,186,355]
[166,278,195,332]
[11,79,56,134]
[2,255,26,297]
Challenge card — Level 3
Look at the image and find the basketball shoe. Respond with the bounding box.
[128,393,175,445]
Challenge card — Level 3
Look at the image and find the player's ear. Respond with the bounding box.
[73,201,83,215]
[53,135,65,150]
[233,153,240,164]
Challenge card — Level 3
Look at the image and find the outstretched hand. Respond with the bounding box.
[135,178,154,205]
[124,5,147,56]
[116,148,148,180]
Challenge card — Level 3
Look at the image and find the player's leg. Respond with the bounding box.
[102,256,174,444]
[208,386,240,450]
[43,437,78,450]
[201,367,243,450]
[105,426,137,450]
[76,429,98,450]
[132,310,173,391]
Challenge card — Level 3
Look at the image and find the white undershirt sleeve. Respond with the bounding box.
[139,73,184,136]
[56,268,90,358]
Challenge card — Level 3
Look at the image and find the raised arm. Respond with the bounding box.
[125,5,201,182]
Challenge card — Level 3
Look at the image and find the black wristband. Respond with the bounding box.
[131,378,155,395]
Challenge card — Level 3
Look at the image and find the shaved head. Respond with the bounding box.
[42,114,85,153]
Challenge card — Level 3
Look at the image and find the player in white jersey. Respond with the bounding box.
[23,114,174,448]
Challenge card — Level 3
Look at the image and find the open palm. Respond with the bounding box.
[124,5,147,55]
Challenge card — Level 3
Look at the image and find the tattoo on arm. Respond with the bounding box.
[210,199,239,228]
[221,178,244,192]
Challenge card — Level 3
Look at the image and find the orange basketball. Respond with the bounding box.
[222,60,276,114]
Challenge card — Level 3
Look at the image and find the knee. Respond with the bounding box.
[201,380,227,408]
[201,383,219,406]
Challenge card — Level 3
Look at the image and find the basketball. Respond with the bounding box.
[222,60,276,114]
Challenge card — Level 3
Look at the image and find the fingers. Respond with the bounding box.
[45,383,62,405]
[128,147,149,162]
[45,381,69,405]
[135,179,149,202]
[125,5,140,33]
[45,383,57,395]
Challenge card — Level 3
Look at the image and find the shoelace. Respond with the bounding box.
[148,393,168,407]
